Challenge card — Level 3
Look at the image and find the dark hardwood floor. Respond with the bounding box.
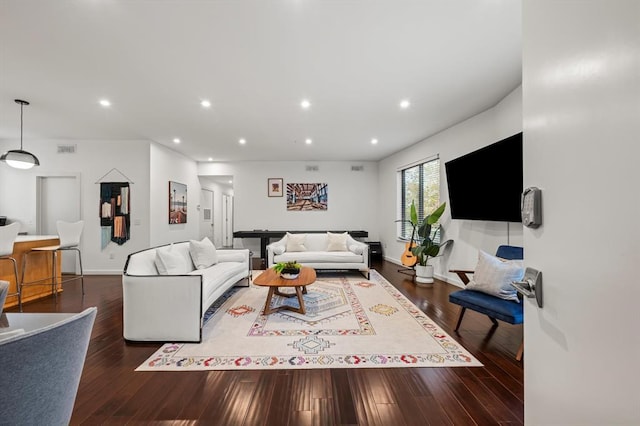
[8,260,523,425]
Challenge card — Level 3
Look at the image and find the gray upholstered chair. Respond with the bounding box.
[0,307,97,425]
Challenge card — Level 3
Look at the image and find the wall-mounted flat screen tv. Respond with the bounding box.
[444,132,523,222]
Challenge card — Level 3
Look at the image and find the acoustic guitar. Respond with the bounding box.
[401,227,418,266]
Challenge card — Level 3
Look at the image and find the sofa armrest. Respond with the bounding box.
[346,236,367,254]
[217,248,249,265]
[266,236,287,267]
[217,248,251,280]
[122,274,202,342]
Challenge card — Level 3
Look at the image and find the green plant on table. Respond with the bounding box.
[273,261,302,274]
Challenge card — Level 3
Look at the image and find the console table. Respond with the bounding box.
[233,230,368,260]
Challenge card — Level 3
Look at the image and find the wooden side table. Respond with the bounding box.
[253,267,316,315]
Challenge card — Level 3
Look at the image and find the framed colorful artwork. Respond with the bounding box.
[286,183,328,210]
[268,178,283,197]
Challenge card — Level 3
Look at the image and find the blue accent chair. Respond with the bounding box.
[449,245,524,360]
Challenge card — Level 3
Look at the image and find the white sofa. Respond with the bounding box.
[122,241,250,342]
[267,232,369,278]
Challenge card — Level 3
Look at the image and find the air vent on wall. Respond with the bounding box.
[305,165,319,172]
[57,144,77,154]
[351,165,364,172]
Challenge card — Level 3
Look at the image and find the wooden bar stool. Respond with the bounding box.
[21,220,85,303]
[0,222,22,311]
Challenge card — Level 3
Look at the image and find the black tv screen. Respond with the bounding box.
[445,132,523,222]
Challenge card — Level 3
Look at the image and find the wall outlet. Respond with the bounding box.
[109,253,115,260]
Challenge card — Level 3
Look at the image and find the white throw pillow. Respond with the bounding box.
[349,244,364,255]
[189,237,218,269]
[327,232,348,251]
[466,250,524,302]
[155,244,191,275]
[285,233,307,252]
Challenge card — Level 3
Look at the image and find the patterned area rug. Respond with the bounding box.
[136,270,481,371]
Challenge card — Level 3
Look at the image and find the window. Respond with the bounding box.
[399,157,440,240]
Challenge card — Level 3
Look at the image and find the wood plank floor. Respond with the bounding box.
[8,260,524,425]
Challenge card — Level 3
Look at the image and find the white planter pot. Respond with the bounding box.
[415,264,434,286]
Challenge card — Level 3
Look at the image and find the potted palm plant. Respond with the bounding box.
[411,202,450,285]
[273,260,302,279]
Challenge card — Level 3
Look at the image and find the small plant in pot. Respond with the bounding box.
[273,260,302,279]
[411,202,450,286]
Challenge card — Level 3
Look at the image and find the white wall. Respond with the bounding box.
[523,1,639,424]
[198,161,379,256]
[0,139,151,273]
[377,87,524,283]
[149,143,201,246]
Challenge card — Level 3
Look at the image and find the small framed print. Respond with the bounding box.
[268,178,283,197]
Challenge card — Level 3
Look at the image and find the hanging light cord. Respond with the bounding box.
[19,101,24,150]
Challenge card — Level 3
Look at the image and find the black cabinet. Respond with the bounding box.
[368,242,383,260]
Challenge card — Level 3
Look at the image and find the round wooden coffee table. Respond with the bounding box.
[253,266,316,315]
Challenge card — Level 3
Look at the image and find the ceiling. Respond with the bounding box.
[0,1,521,163]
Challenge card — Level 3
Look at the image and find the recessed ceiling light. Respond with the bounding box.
[228,180,232,184]
[99,99,111,107]
[208,157,213,161]
[305,138,312,145]
[200,100,211,108]
[400,99,411,109]
[239,138,246,145]
[371,138,379,145]
[300,99,311,109]
[173,138,181,144]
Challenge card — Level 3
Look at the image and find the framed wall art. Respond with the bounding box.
[268,178,283,197]
[169,181,187,224]
[286,183,328,211]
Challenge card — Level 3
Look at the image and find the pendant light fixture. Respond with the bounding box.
[1,99,40,169]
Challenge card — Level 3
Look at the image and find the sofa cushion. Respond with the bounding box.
[274,250,362,264]
[272,245,285,255]
[286,233,307,252]
[155,244,193,275]
[189,237,218,269]
[466,251,524,302]
[189,261,246,305]
[327,232,348,251]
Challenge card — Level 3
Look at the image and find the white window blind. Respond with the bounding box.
[399,157,440,241]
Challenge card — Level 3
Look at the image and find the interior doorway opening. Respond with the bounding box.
[198,175,233,249]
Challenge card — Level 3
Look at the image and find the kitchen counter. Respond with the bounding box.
[1,235,62,310]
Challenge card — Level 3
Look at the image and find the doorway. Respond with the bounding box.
[36,175,81,273]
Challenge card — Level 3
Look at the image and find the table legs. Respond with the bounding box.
[263,285,307,315]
